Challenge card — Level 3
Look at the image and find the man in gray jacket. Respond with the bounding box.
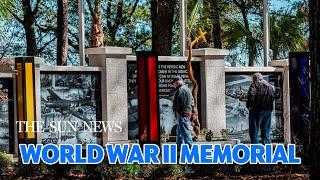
[172,76,193,150]
[246,73,275,144]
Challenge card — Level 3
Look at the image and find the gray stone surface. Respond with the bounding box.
[268,59,289,67]
[87,47,131,144]
[198,48,229,137]
[86,46,132,56]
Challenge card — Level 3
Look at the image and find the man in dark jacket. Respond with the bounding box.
[246,73,275,144]
[172,76,193,149]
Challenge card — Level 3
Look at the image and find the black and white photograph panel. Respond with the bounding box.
[40,73,102,145]
[225,73,284,143]
[127,62,201,139]
[0,79,13,153]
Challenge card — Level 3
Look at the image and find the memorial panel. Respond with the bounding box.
[128,61,201,139]
[40,72,102,145]
[0,78,14,153]
[225,72,284,143]
[289,52,310,144]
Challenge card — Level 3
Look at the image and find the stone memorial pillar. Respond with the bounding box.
[86,47,132,144]
[192,48,229,136]
[269,59,291,143]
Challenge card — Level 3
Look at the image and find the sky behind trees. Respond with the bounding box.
[0,0,307,66]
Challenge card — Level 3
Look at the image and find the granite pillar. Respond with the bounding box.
[86,47,132,144]
[192,48,229,136]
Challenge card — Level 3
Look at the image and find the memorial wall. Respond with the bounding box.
[40,72,102,145]
[225,72,284,143]
[0,78,14,153]
[127,61,201,139]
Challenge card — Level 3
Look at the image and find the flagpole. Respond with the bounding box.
[179,0,186,56]
[78,0,85,66]
[263,0,270,66]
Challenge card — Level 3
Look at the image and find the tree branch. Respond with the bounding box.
[232,0,241,7]
[133,36,151,49]
[6,8,24,25]
[38,37,56,53]
[69,29,79,42]
[36,24,56,33]
[128,0,140,19]
[34,0,43,15]
[68,38,79,50]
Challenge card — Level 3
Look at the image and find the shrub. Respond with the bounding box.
[220,129,230,140]
[139,164,159,178]
[96,162,126,179]
[124,164,140,177]
[16,162,52,177]
[0,151,13,169]
[160,134,169,143]
[69,164,87,175]
[148,164,185,178]
[206,130,214,141]
[164,164,185,178]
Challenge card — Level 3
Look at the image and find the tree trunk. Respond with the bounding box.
[90,0,104,48]
[57,0,68,66]
[106,0,112,33]
[241,9,255,66]
[209,0,222,49]
[151,0,176,55]
[309,0,320,178]
[22,0,37,56]
[151,0,158,52]
[108,0,124,45]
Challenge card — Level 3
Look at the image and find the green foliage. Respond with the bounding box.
[16,162,52,177]
[147,164,185,178]
[96,162,126,179]
[138,164,159,178]
[0,0,14,19]
[269,2,308,59]
[124,163,140,177]
[206,130,214,141]
[0,0,14,39]
[69,164,87,175]
[220,129,229,140]
[95,160,188,178]
[187,0,202,39]
[0,152,13,169]
[0,0,309,66]
[163,164,185,178]
[160,134,169,143]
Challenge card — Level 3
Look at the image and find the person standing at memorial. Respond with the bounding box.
[246,73,275,144]
[172,76,193,150]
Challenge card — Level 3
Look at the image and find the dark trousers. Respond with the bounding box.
[249,108,272,144]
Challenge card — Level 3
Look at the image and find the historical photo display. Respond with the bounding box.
[225,72,284,143]
[127,61,201,139]
[40,72,102,145]
[0,78,13,153]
